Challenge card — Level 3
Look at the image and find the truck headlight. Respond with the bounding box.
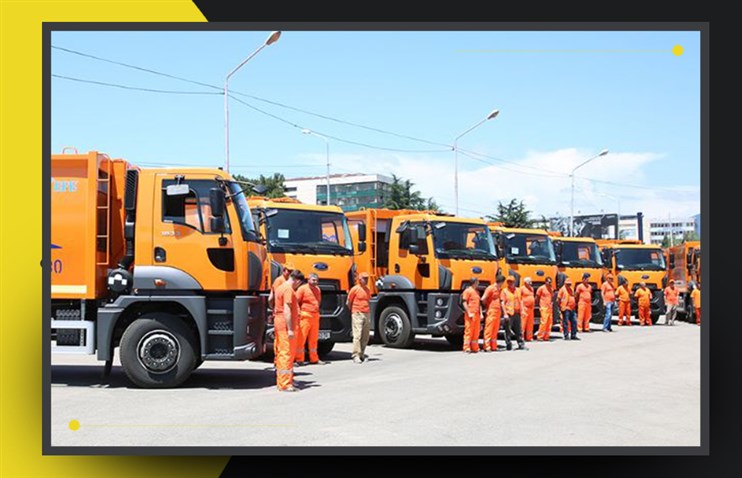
[435,310,443,318]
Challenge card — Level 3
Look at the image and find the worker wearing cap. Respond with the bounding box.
[616,277,632,326]
[461,277,482,353]
[689,282,701,325]
[347,272,372,363]
[500,276,525,350]
[482,275,505,352]
[273,269,304,392]
[295,273,326,366]
[269,262,295,311]
[518,277,536,342]
[634,281,652,326]
[557,277,579,340]
[663,279,679,326]
[575,273,593,333]
[600,272,616,332]
[535,277,554,342]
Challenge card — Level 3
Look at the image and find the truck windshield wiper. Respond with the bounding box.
[465,249,497,260]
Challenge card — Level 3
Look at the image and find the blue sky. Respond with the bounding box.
[51,29,701,220]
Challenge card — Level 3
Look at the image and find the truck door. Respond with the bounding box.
[153,176,241,291]
[391,221,432,289]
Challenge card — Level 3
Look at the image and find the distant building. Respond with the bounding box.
[550,212,651,243]
[692,213,701,238]
[284,173,393,211]
[648,216,699,245]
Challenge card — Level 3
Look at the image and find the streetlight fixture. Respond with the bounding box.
[224,30,281,173]
[453,109,499,216]
[302,129,331,206]
[570,149,608,236]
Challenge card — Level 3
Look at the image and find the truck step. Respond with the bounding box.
[207,330,234,336]
[203,352,234,360]
[206,309,233,315]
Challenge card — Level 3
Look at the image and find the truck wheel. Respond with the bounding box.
[379,306,415,348]
[444,334,464,349]
[119,313,197,388]
[317,341,335,358]
[194,357,204,370]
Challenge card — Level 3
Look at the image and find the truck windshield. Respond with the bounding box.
[616,248,666,271]
[228,182,259,242]
[560,241,603,267]
[265,209,353,256]
[503,233,556,265]
[432,222,496,261]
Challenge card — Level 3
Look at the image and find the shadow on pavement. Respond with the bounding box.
[51,365,323,391]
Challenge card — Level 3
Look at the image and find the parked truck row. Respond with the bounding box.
[51,151,691,388]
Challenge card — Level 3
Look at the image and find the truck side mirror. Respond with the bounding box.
[210,217,227,234]
[358,222,367,242]
[357,242,367,253]
[409,244,420,255]
[209,188,226,218]
[252,184,268,195]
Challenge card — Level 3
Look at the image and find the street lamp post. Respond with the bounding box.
[302,129,331,206]
[453,109,499,216]
[224,31,281,173]
[569,149,608,236]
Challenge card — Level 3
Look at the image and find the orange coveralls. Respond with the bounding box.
[295,283,322,364]
[535,284,553,341]
[617,284,632,326]
[481,284,502,351]
[635,287,652,326]
[519,284,536,341]
[462,285,482,352]
[274,282,298,391]
[575,282,593,332]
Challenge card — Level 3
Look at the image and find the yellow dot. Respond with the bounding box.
[69,420,80,431]
[672,45,684,56]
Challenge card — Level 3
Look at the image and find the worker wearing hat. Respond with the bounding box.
[557,277,579,340]
[347,272,372,363]
[269,261,296,311]
[461,277,482,353]
[663,279,679,326]
[616,276,632,326]
[600,272,616,332]
[634,281,652,326]
[481,275,505,352]
[500,275,525,350]
[518,277,536,342]
[575,272,593,333]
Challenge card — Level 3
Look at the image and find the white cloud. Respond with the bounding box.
[296,148,701,220]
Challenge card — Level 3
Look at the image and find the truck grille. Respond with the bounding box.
[318,279,341,315]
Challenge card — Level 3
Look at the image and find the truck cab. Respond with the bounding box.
[488,224,558,332]
[347,209,498,348]
[598,240,668,323]
[666,241,701,322]
[248,197,355,355]
[51,151,267,388]
[552,235,605,323]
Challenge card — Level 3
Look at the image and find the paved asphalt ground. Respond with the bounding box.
[51,318,701,448]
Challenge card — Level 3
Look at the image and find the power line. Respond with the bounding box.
[52,44,696,195]
[52,74,221,95]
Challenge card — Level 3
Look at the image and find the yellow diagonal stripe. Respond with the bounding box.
[0,2,231,477]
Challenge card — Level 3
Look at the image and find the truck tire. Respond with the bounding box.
[378,306,415,348]
[119,313,197,388]
[444,333,464,349]
[317,341,335,358]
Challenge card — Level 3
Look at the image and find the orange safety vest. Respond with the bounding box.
[501,287,519,316]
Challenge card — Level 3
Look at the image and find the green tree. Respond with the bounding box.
[486,199,534,228]
[232,173,286,198]
[682,231,700,243]
[383,174,440,212]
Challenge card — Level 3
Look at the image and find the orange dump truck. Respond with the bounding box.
[597,239,667,324]
[248,196,355,356]
[666,241,701,322]
[51,151,267,387]
[551,235,605,323]
[488,223,558,332]
[346,209,498,348]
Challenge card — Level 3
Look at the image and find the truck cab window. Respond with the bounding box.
[162,179,231,234]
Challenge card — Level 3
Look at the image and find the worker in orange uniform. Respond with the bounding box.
[535,277,554,341]
[273,269,304,392]
[347,272,372,363]
[575,273,593,333]
[600,272,615,332]
[481,275,505,352]
[501,276,525,350]
[295,273,326,366]
[616,277,632,326]
[557,278,579,340]
[461,277,482,353]
[663,279,679,326]
[689,282,701,325]
[268,262,295,309]
[634,281,652,326]
[518,277,536,342]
